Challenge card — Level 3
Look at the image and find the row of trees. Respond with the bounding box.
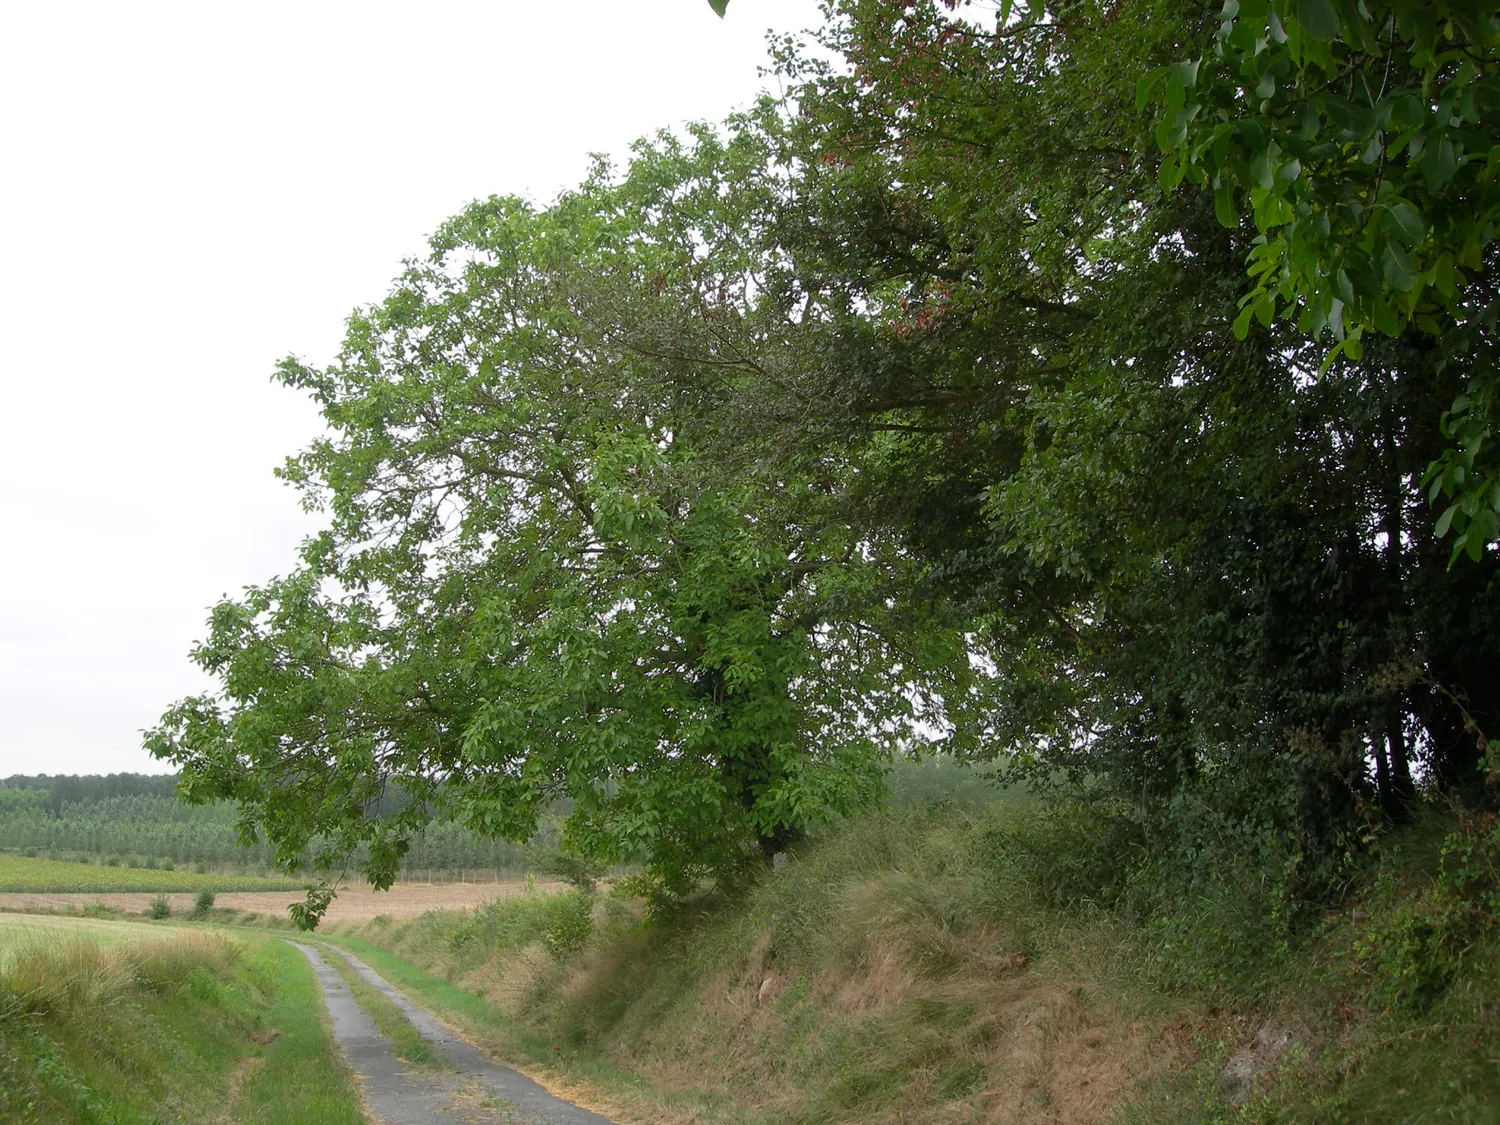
[150,0,1499,923]
[0,782,534,873]
[0,773,180,815]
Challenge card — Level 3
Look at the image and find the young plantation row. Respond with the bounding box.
[0,792,536,875]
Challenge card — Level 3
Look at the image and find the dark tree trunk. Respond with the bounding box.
[1384,710,1416,820]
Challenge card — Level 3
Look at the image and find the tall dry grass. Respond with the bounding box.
[0,930,241,1018]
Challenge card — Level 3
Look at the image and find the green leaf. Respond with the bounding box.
[1156,113,1189,151]
[1159,155,1186,194]
[1382,242,1418,292]
[1136,66,1169,109]
[1435,503,1457,538]
[1215,184,1239,228]
[1169,59,1202,88]
[1344,326,1364,360]
[708,0,729,15]
[1385,201,1426,248]
[1250,146,1275,190]
[1465,526,1486,562]
[1434,252,1457,297]
[1422,135,1458,187]
[1297,0,1340,41]
[1333,268,1356,305]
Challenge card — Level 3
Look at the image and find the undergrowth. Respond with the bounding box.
[330,794,1500,1125]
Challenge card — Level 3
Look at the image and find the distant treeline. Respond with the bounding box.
[0,774,537,875]
[1,773,179,815]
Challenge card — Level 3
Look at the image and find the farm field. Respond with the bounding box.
[0,853,300,892]
[0,876,560,924]
[0,912,187,962]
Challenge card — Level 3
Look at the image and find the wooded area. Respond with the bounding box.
[146,0,1499,929]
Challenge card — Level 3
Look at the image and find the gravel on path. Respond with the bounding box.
[290,941,616,1125]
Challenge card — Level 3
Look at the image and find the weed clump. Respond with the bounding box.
[146,895,171,920]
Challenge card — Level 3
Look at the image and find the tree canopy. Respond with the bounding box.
[151,0,1499,927]
[148,165,989,913]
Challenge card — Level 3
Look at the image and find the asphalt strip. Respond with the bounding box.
[289,941,616,1125]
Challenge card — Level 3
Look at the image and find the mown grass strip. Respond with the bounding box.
[231,939,367,1124]
[0,854,301,893]
[316,943,452,1071]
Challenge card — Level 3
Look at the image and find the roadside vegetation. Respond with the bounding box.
[0,923,363,1125]
[318,789,1500,1125]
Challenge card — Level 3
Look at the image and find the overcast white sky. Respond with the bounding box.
[0,0,823,777]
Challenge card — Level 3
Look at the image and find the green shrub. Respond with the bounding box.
[542,891,596,957]
[446,888,597,959]
[191,890,216,918]
[1346,808,1500,1015]
[523,845,605,891]
[146,895,171,920]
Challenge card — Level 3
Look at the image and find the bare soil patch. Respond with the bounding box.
[0,878,560,925]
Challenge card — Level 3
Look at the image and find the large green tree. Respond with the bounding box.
[688,0,1499,901]
[1142,0,1500,561]
[148,172,987,919]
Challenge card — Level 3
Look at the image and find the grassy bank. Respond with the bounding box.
[0,854,301,893]
[326,802,1500,1125]
[0,924,362,1124]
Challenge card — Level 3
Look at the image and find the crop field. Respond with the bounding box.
[0,853,301,892]
[0,876,560,926]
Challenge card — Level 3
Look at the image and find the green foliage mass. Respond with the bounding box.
[149,0,1499,939]
[148,159,987,918]
[1142,0,1500,562]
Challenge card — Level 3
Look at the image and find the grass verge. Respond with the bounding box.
[325,802,1500,1125]
[0,924,363,1124]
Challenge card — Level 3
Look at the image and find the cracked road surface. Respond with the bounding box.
[290,941,616,1125]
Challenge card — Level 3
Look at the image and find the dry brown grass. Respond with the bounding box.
[0,877,561,924]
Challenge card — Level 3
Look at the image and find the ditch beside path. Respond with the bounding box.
[290,941,616,1125]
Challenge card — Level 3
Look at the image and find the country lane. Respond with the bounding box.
[289,941,616,1125]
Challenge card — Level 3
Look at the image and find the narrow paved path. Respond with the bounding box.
[290,941,616,1125]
